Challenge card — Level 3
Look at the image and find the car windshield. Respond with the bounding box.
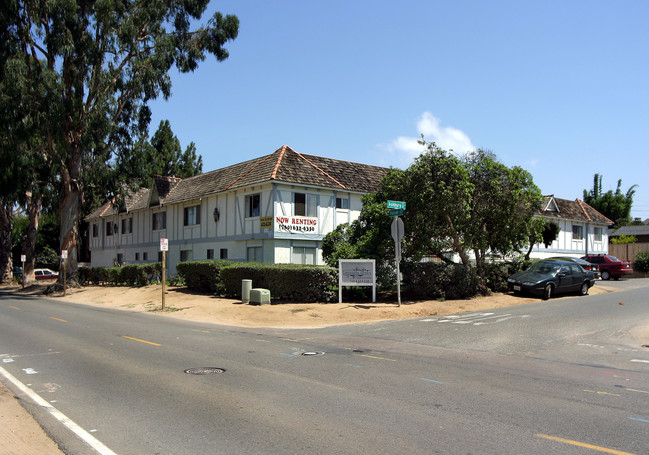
[528,262,561,275]
[608,256,620,262]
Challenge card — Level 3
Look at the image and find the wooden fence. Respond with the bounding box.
[609,242,649,262]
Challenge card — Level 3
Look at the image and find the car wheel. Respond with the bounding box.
[543,284,553,300]
[579,282,589,296]
[601,270,610,280]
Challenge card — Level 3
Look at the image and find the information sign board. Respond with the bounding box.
[338,259,376,303]
[159,238,169,251]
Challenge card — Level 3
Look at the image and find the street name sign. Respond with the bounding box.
[387,200,406,210]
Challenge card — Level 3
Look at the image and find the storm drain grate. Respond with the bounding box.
[300,351,325,356]
[184,367,226,375]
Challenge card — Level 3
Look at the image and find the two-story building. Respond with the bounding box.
[86,145,388,274]
[528,195,613,258]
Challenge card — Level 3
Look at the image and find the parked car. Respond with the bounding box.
[548,256,600,279]
[580,254,633,280]
[34,268,59,280]
[507,259,596,300]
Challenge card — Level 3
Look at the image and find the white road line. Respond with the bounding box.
[630,359,649,364]
[0,365,117,455]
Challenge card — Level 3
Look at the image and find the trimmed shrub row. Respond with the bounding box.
[78,263,162,286]
[176,260,233,293]
[219,263,338,302]
[401,262,479,300]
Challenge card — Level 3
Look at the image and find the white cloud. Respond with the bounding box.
[382,112,476,168]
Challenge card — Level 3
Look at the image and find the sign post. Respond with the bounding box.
[20,254,26,289]
[388,201,406,307]
[160,238,168,310]
[61,250,68,296]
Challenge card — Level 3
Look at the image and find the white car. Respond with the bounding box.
[34,268,59,280]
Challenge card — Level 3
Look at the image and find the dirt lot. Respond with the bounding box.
[0,281,616,455]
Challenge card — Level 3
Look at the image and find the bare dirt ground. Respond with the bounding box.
[0,281,616,455]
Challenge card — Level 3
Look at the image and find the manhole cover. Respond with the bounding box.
[184,367,226,375]
[300,351,325,356]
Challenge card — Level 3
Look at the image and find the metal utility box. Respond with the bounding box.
[249,288,271,305]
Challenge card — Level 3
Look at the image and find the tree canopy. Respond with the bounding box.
[583,174,637,226]
[323,139,543,294]
[1,0,239,281]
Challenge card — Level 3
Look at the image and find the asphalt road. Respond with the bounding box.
[1,280,648,454]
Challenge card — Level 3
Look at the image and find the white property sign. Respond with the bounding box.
[338,259,376,303]
[275,216,318,234]
[159,238,169,251]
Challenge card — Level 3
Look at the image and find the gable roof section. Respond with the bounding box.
[538,195,613,225]
[85,187,150,221]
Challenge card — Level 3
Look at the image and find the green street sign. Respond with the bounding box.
[387,200,406,210]
[388,208,404,217]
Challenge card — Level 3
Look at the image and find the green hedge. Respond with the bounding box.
[78,263,162,286]
[220,263,338,302]
[176,260,233,293]
[401,262,479,300]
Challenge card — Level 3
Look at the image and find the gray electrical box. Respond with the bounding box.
[249,288,271,305]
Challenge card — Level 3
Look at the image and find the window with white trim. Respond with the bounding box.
[247,246,262,262]
[295,193,317,217]
[245,194,261,217]
[292,247,316,265]
[594,227,603,242]
[122,218,132,234]
[153,212,167,230]
[184,205,201,226]
[92,224,99,237]
[180,250,193,262]
[336,197,349,209]
[572,225,584,240]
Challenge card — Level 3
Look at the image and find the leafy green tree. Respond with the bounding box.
[116,120,203,188]
[583,174,637,226]
[1,0,238,283]
[323,139,543,294]
[525,218,560,260]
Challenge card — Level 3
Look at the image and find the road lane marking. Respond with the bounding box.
[0,365,117,455]
[536,433,636,455]
[50,317,68,322]
[121,335,161,346]
[421,378,444,384]
[629,417,649,424]
[8,306,21,310]
[584,389,621,397]
[625,388,649,394]
[630,359,649,364]
[354,353,396,362]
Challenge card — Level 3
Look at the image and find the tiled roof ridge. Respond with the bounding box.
[575,198,592,221]
[576,198,614,225]
[290,147,347,189]
[127,187,149,211]
[225,153,276,190]
[271,145,288,179]
[153,174,182,181]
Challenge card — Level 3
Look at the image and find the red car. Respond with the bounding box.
[581,255,633,280]
[34,268,59,280]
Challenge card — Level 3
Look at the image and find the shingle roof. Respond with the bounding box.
[538,195,613,225]
[611,225,649,236]
[86,146,388,220]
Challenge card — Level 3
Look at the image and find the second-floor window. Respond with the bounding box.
[153,212,167,230]
[594,227,603,242]
[122,218,133,234]
[572,225,584,240]
[336,197,349,209]
[246,194,260,217]
[184,205,201,226]
[92,224,99,237]
[295,192,317,217]
[106,222,114,236]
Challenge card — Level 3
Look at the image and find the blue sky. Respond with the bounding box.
[148,1,649,221]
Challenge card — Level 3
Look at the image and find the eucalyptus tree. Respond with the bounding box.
[1,0,238,282]
[583,174,637,226]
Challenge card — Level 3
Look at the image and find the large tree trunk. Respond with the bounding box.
[445,214,470,265]
[57,142,83,285]
[22,190,42,286]
[0,201,13,284]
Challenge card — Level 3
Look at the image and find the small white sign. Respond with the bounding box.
[21,255,26,262]
[61,250,68,259]
[160,238,169,251]
[339,259,376,303]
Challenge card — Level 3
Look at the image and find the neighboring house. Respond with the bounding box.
[610,225,649,243]
[528,195,613,258]
[86,145,387,274]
